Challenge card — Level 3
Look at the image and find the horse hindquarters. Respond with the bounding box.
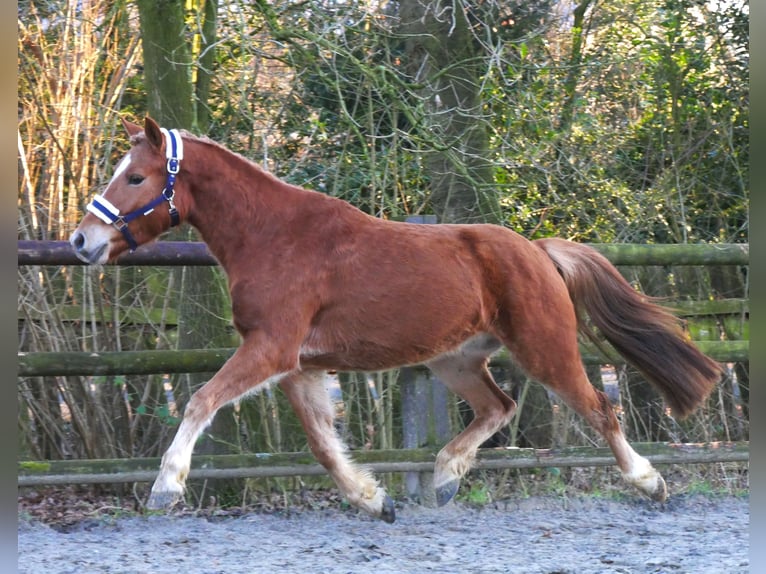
[490,246,667,501]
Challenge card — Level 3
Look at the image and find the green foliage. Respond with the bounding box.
[486,0,748,243]
[460,482,492,506]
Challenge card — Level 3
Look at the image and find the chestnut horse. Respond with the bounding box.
[70,117,721,522]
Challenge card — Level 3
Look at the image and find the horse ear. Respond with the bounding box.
[143,116,164,150]
[121,117,143,137]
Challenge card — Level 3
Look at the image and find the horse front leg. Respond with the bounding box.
[280,371,396,523]
[147,338,295,510]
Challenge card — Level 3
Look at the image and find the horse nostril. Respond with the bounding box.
[71,231,85,251]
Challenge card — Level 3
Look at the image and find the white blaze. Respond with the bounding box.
[107,153,132,187]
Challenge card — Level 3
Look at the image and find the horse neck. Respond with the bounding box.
[181,138,290,269]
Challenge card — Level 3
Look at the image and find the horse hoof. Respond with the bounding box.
[378,494,396,523]
[650,475,668,503]
[435,479,460,507]
[146,490,180,511]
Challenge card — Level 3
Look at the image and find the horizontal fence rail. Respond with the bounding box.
[18,341,749,377]
[17,442,749,487]
[17,240,750,267]
[18,240,218,266]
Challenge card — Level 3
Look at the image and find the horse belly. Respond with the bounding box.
[297,297,495,371]
[298,329,501,372]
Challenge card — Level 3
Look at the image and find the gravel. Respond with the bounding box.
[18,494,749,574]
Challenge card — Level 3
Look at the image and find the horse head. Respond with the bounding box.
[70,116,186,264]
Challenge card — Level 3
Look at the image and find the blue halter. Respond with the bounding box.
[86,128,183,252]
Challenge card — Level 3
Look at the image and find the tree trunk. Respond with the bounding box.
[136,0,239,504]
[195,0,218,133]
[398,0,500,224]
[559,0,594,131]
[135,0,195,128]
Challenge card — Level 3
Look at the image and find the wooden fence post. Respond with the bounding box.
[400,367,451,504]
[400,215,452,505]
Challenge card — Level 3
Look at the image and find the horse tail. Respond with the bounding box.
[535,237,722,419]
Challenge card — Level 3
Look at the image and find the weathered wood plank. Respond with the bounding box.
[17,442,749,486]
[669,298,748,317]
[18,299,746,331]
[17,348,237,377]
[18,241,749,267]
[16,340,748,378]
[592,243,749,266]
[17,240,218,266]
[20,304,180,326]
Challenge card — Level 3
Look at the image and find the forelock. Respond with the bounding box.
[129,132,146,146]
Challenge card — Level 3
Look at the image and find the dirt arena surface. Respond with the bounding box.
[18,493,748,574]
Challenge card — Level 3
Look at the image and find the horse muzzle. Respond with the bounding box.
[70,229,110,264]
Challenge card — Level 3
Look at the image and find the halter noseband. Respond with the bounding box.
[86,128,183,252]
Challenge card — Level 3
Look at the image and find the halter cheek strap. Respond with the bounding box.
[86,128,183,252]
[160,127,182,228]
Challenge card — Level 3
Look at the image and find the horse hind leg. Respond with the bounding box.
[425,353,517,507]
[279,371,395,523]
[505,329,667,502]
[558,375,667,502]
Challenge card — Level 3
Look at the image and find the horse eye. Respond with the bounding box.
[128,174,145,186]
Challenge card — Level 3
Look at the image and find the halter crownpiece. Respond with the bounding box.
[86,128,183,252]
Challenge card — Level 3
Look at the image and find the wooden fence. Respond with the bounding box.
[17,240,749,491]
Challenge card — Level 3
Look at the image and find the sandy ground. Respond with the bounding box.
[17,493,748,574]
